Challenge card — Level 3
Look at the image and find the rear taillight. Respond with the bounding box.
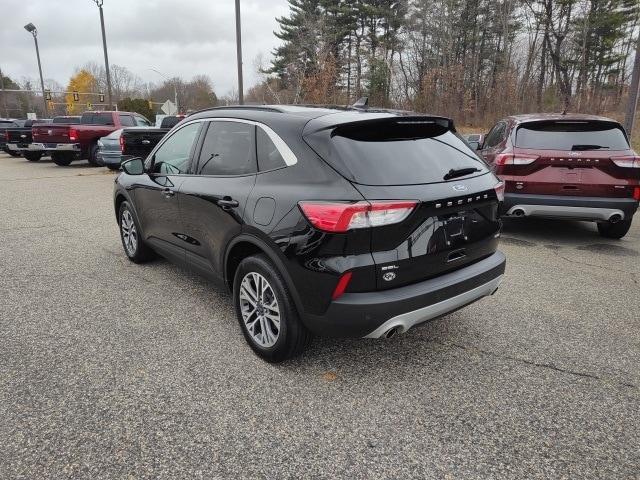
[633,187,640,201]
[119,135,125,153]
[611,156,640,168]
[299,200,418,233]
[332,271,353,300]
[494,181,505,202]
[494,153,538,166]
[69,128,78,142]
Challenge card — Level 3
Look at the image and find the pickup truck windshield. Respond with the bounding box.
[80,112,114,126]
[515,121,629,151]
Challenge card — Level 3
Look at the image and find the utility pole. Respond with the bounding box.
[235,0,244,105]
[624,31,640,140]
[93,0,113,109]
[0,67,8,118]
[23,23,48,117]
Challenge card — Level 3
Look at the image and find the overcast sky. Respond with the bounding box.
[1,0,289,95]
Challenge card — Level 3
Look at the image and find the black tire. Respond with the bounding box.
[23,151,42,162]
[107,164,121,171]
[118,201,153,263]
[233,254,312,362]
[597,218,632,239]
[51,152,74,166]
[87,143,99,166]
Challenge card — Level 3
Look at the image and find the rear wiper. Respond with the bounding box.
[571,144,609,151]
[443,167,481,181]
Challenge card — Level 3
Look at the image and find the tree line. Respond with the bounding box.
[248,0,639,126]
[0,63,217,119]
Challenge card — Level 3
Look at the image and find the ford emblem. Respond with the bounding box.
[452,184,468,192]
[383,272,396,282]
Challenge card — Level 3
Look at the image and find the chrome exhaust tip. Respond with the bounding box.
[608,213,623,224]
[384,327,400,339]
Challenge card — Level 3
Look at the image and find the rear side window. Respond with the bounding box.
[257,127,286,171]
[81,113,114,125]
[119,115,135,127]
[135,116,151,126]
[515,121,630,151]
[305,120,488,186]
[196,121,256,176]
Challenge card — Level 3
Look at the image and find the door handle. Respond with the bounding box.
[162,188,175,198]
[217,197,239,209]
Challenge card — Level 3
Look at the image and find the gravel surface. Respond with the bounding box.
[1,153,638,479]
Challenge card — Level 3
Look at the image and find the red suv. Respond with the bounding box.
[476,114,640,238]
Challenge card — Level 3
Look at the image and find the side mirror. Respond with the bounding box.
[121,157,145,175]
[464,134,484,151]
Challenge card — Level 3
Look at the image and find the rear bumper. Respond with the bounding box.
[32,142,81,152]
[503,193,638,222]
[302,251,506,338]
[97,151,129,166]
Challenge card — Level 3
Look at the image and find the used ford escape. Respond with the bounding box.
[479,114,640,238]
[114,105,506,362]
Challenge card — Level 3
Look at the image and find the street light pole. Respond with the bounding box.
[0,67,8,118]
[235,0,244,105]
[149,68,178,114]
[93,0,113,109]
[23,23,48,117]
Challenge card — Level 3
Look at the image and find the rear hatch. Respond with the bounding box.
[304,115,502,290]
[32,125,73,144]
[120,128,169,158]
[502,120,638,199]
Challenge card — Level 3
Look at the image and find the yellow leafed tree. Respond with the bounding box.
[65,70,97,114]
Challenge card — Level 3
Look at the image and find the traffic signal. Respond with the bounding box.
[47,100,54,109]
[87,102,93,109]
[45,90,52,101]
[148,100,153,109]
[99,93,105,103]
[72,91,79,102]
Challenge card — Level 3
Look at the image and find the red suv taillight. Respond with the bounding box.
[611,155,640,168]
[495,153,538,166]
[298,200,418,233]
[69,128,78,142]
[119,135,125,153]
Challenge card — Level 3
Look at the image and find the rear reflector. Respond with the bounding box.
[611,156,640,168]
[495,153,538,166]
[299,200,417,232]
[332,271,353,300]
[494,181,505,202]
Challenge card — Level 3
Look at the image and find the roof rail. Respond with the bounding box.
[188,105,285,116]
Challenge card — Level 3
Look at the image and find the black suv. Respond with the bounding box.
[114,105,506,362]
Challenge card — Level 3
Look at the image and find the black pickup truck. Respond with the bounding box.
[96,115,183,170]
[1,119,25,156]
[5,119,51,161]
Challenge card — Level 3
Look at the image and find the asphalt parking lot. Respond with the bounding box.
[0,152,639,479]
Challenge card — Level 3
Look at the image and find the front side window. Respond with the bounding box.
[196,121,256,176]
[257,127,286,171]
[484,122,506,149]
[152,122,201,174]
[135,116,151,126]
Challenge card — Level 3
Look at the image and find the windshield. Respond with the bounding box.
[305,120,488,185]
[516,121,629,151]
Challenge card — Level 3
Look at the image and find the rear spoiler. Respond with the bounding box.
[303,113,456,136]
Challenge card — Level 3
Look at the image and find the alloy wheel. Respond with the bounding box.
[239,272,281,348]
[121,210,138,256]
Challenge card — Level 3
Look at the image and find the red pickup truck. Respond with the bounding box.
[32,111,152,166]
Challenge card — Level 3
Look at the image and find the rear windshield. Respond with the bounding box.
[53,116,80,124]
[305,120,488,185]
[81,112,114,125]
[515,121,629,151]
